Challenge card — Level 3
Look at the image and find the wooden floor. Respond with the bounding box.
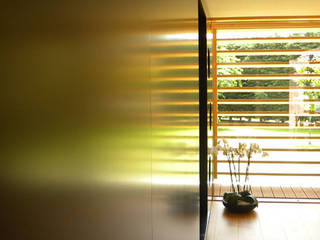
[206,201,320,240]
[213,183,320,199]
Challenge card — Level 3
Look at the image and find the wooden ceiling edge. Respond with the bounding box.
[209,15,320,22]
[209,15,320,29]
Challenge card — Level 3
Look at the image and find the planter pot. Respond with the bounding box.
[222,192,258,213]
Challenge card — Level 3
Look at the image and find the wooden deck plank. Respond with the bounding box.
[271,186,285,198]
[213,183,221,197]
[261,186,274,198]
[292,186,308,198]
[281,186,296,198]
[303,187,318,199]
[311,187,320,198]
[251,185,263,197]
[218,184,222,196]
[213,183,320,199]
[220,185,231,196]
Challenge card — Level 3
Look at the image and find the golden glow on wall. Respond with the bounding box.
[1,1,200,240]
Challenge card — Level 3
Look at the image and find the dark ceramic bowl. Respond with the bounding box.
[222,199,257,213]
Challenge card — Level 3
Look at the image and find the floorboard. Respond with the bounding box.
[206,202,320,240]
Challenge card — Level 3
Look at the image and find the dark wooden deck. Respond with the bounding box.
[213,183,320,199]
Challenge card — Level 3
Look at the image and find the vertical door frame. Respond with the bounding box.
[212,29,218,179]
[198,0,208,239]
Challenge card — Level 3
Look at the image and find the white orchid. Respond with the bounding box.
[211,144,221,156]
[212,141,268,193]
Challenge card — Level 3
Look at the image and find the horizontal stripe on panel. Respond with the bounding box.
[152,89,212,93]
[152,77,198,81]
[152,64,198,70]
[152,52,198,58]
[150,40,198,47]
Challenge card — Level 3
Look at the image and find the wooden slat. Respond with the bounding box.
[214,22,320,29]
[217,74,320,80]
[218,123,289,127]
[271,186,285,198]
[218,124,320,128]
[212,28,218,179]
[217,49,320,56]
[154,159,320,166]
[216,36,320,42]
[152,99,320,105]
[211,15,320,21]
[218,99,320,104]
[217,160,320,164]
[219,99,288,103]
[152,74,320,81]
[218,110,287,115]
[219,136,320,139]
[218,111,320,116]
[281,186,296,198]
[218,86,320,92]
[263,148,320,152]
[291,186,308,198]
[261,186,274,198]
[218,61,320,68]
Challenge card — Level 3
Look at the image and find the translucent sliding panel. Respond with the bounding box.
[150,20,199,240]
